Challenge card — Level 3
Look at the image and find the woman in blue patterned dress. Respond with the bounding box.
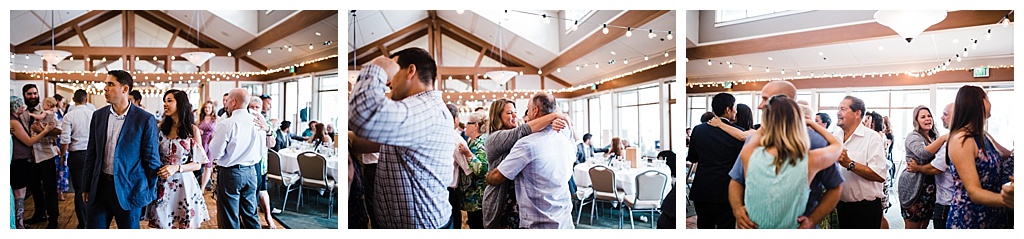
[946,85,1012,229]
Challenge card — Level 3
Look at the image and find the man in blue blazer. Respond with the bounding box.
[82,70,161,229]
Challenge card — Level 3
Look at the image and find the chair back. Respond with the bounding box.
[267,149,283,177]
[658,150,676,177]
[589,165,617,195]
[298,152,327,182]
[635,170,668,202]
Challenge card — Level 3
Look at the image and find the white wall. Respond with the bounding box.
[208,81,237,110]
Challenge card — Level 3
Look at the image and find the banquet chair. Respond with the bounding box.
[297,152,337,218]
[267,149,301,212]
[573,179,595,225]
[624,170,669,228]
[589,165,628,228]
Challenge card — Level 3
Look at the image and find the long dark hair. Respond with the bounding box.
[735,103,753,131]
[312,122,328,143]
[159,90,194,139]
[949,85,987,144]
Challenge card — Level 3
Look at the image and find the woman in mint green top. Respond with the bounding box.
[739,95,843,229]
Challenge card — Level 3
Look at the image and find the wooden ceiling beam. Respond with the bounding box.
[539,10,669,75]
[686,67,1013,94]
[258,56,338,81]
[46,11,120,47]
[556,61,676,98]
[687,10,1013,60]
[438,19,530,67]
[17,10,108,48]
[240,57,269,71]
[135,10,232,50]
[167,27,180,48]
[13,46,229,56]
[232,10,337,70]
[438,66,533,75]
[72,24,90,47]
[353,28,429,65]
[546,75,572,87]
[349,18,431,64]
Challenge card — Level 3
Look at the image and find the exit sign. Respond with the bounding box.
[973,67,989,78]
[288,66,296,73]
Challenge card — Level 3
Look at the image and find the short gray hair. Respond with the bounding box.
[530,92,557,115]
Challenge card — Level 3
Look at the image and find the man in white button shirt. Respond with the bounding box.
[209,88,266,229]
[59,89,94,229]
[485,92,576,229]
[832,96,887,229]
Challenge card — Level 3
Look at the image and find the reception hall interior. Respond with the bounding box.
[684,10,1014,229]
[9,10,340,229]
[347,10,679,229]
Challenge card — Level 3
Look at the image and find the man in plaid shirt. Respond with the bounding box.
[349,48,456,229]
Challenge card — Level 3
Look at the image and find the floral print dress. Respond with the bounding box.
[947,136,1012,229]
[146,135,211,229]
[463,134,488,212]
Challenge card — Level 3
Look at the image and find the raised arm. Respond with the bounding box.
[807,120,843,174]
[904,133,943,162]
[10,120,54,146]
[525,111,568,133]
[949,132,1009,207]
[348,62,437,147]
[708,116,754,141]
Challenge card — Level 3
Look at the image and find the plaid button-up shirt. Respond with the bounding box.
[349,65,456,228]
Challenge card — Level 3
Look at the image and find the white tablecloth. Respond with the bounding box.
[277,149,340,180]
[573,162,672,199]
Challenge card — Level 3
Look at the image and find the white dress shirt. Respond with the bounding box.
[209,109,265,167]
[60,104,94,151]
[104,104,130,175]
[497,127,577,229]
[833,124,888,202]
[930,145,954,205]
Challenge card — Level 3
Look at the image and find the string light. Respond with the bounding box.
[247,50,252,56]
[602,24,609,34]
[666,31,673,40]
[570,21,578,31]
[542,14,550,24]
[648,29,656,39]
[625,27,632,37]
[687,65,1013,88]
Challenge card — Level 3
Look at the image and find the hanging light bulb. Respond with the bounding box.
[556,67,561,72]
[664,51,669,57]
[781,69,785,74]
[727,62,733,68]
[571,21,578,31]
[972,39,978,49]
[623,59,628,64]
[542,14,550,24]
[309,44,314,50]
[707,59,712,65]
[595,63,600,69]
[625,27,632,37]
[797,71,801,75]
[227,52,232,57]
[963,48,969,57]
[666,31,673,40]
[748,65,752,71]
[986,29,992,40]
[644,55,648,61]
[648,29,656,39]
[247,50,252,56]
[956,54,961,62]
[1002,16,1010,27]
[602,24,609,34]
[576,65,581,71]
[171,56,175,60]
[765,67,770,73]
[456,10,465,14]
[25,55,29,59]
[267,48,272,54]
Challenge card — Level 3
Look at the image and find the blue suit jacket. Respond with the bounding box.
[83,103,161,210]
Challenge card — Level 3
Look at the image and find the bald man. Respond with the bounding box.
[209,88,265,229]
[728,81,846,229]
[906,103,955,229]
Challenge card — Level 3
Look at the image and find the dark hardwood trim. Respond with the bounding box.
[687,10,1014,60]
[686,67,1014,94]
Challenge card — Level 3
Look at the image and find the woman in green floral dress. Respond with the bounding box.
[463,111,489,229]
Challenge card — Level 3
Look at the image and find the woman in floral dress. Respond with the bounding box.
[146,90,210,229]
[946,85,1012,229]
[463,112,488,229]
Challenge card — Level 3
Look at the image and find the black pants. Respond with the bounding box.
[448,187,463,229]
[67,151,88,229]
[837,198,883,229]
[692,201,734,229]
[363,163,379,228]
[932,203,950,229]
[26,157,59,224]
[466,210,484,229]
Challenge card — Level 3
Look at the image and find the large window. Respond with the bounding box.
[318,74,341,134]
[266,83,282,120]
[715,10,805,24]
[564,10,595,34]
[618,84,660,156]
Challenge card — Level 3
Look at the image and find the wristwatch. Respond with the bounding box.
[846,161,856,171]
